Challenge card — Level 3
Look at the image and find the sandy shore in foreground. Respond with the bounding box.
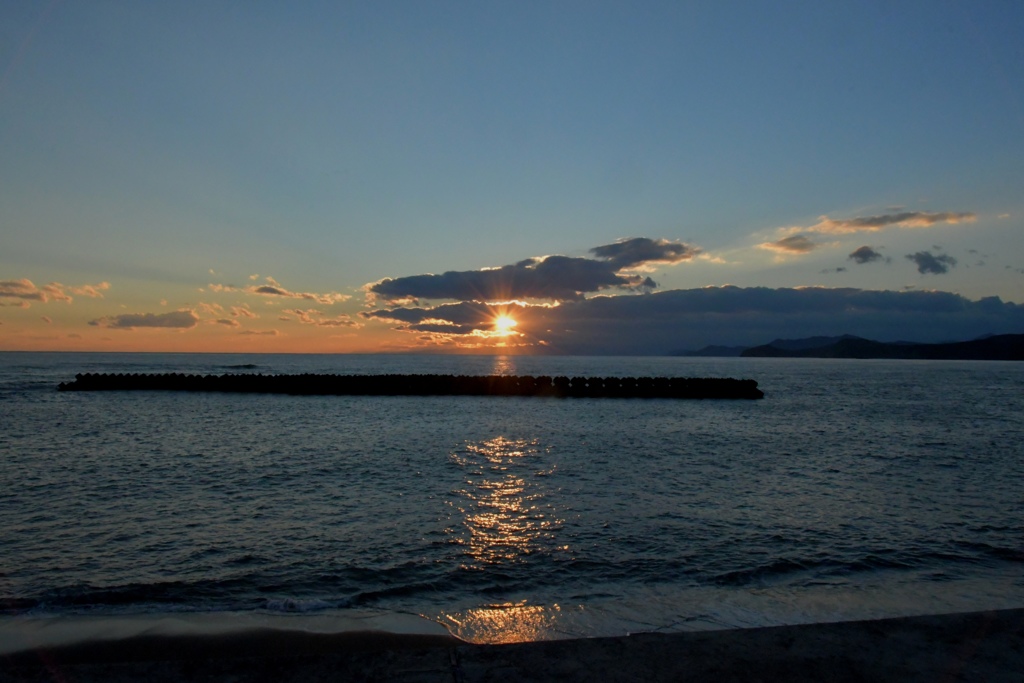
[3,608,1022,682]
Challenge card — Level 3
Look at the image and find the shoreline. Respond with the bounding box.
[3,608,1022,682]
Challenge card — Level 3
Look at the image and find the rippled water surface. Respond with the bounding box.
[1,352,1022,642]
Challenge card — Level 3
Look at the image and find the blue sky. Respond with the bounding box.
[2,1,1023,353]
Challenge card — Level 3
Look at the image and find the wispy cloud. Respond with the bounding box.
[207,276,350,305]
[212,318,241,327]
[89,310,200,330]
[759,234,819,254]
[231,305,256,318]
[240,329,279,336]
[796,211,976,236]
[282,308,360,327]
[198,301,225,316]
[366,237,698,304]
[70,282,111,298]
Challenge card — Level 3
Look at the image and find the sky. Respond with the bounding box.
[2,1,1024,354]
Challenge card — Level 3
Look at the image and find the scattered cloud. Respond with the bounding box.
[906,251,957,275]
[41,316,52,324]
[213,318,241,327]
[89,310,200,330]
[366,237,698,304]
[848,246,888,264]
[760,234,819,254]
[240,329,279,336]
[0,279,72,304]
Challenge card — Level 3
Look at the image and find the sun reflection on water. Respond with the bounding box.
[440,600,565,644]
[440,436,570,642]
[489,355,518,376]
[447,437,562,568]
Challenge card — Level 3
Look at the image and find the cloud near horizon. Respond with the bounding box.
[89,310,200,330]
[366,238,699,304]
[365,286,1024,354]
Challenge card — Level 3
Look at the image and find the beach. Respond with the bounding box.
[3,608,1022,682]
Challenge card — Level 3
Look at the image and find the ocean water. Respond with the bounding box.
[1,352,1022,644]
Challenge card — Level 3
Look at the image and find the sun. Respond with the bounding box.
[493,314,518,335]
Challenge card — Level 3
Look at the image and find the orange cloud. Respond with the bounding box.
[759,234,819,254]
[793,211,976,236]
[231,305,257,318]
[0,279,71,304]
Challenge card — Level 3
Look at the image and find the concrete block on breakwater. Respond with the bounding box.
[57,373,764,399]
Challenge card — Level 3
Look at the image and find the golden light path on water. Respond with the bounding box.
[437,433,571,643]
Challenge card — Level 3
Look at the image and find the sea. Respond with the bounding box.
[1,352,1022,646]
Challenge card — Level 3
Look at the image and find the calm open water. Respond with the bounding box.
[1,352,1022,643]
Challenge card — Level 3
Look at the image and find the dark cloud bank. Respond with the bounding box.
[364,238,1023,354]
[366,286,1024,355]
[89,311,199,330]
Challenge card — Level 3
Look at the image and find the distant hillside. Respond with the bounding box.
[741,333,1024,360]
[758,334,863,351]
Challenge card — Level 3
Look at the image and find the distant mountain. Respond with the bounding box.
[741,333,1024,360]
[671,344,749,357]
[759,334,862,351]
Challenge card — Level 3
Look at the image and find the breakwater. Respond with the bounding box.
[57,373,764,399]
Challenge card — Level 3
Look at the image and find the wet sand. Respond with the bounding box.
[2,608,1022,682]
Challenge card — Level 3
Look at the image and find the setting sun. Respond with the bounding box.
[493,315,518,335]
